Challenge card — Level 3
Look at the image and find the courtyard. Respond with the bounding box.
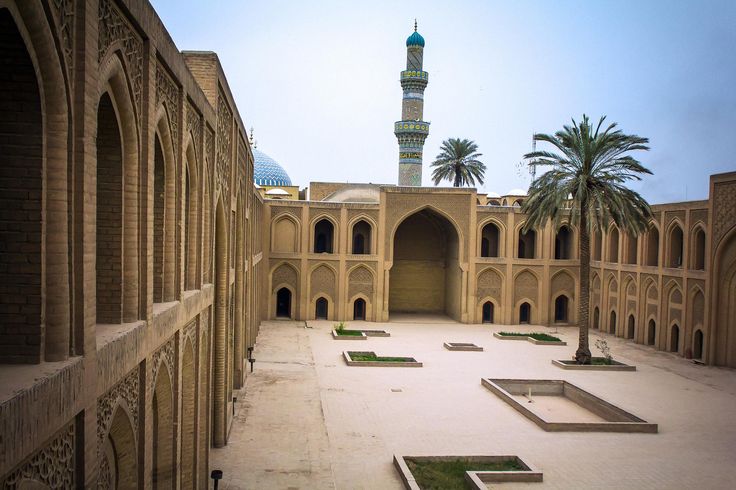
[211,318,736,489]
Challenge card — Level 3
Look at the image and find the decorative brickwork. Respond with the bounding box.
[216,90,232,199]
[348,266,374,299]
[156,62,180,158]
[514,270,538,304]
[713,181,736,246]
[97,367,139,449]
[149,335,176,395]
[477,267,502,302]
[49,0,75,81]
[272,263,298,290]
[1,420,75,489]
[98,0,143,117]
[311,265,336,300]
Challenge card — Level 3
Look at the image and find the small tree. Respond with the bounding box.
[430,138,486,187]
[521,115,652,364]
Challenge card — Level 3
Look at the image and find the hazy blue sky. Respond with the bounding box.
[151,0,735,203]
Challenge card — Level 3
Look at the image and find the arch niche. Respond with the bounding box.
[713,230,736,367]
[389,208,462,320]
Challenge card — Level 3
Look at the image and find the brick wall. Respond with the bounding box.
[0,10,43,362]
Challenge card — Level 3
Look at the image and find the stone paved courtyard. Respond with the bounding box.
[211,318,736,489]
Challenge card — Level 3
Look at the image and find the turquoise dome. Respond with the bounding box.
[406,30,425,47]
[253,148,292,187]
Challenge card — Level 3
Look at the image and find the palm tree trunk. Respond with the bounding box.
[454,168,461,187]
[576,202,592,364]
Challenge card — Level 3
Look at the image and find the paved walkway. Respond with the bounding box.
[212,318,736,489]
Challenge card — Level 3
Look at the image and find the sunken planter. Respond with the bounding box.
[360,329,391,337]
[552,358,636,371]
[493,331,567,346]
[482,378,657,433]
[444,342,483,351]
[393,454,542,490]
[343,351,422,367]
[331,329,367,340]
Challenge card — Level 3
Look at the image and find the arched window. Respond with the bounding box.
[315,297,328,319]
[670,324,680,352]
[646,226,659,266]
[276,288,291,318]
[647,319,656,345]
[519,302,531,324]
[593,307,600,329]
[593,228,602,261]
[668,224,683,268]
[482,301,494,323]
[555,226,572,260]
[625,235,638,265]
[608,227,619,263]
[692,228,705,270]
[314,219,334,253]
[351,220,372,254]
[693,329,704,359]
[517,229,536,259]
[481,222,500,257]
[353,298,366,320]
[627,315,635,339]
[609,310,617,335]
[554,295,569,323]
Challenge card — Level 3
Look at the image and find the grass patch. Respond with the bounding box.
[348,352,414,362]
[405,458,524,489]
[499,332,562,342]
[590,356,614,365]
[334,329,364,336]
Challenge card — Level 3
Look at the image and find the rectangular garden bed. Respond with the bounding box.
[552,358,636,371]
[343,351,422,367]
[482,378,657,433]
[493,331,567,345]
[443,342,483,351]
[331,329,367,340]
[393,454,542,490]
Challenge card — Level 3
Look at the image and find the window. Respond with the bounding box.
[351,220,372,254]
[668,225,683,268]
[314,219,334,253]
[481,223,500,257]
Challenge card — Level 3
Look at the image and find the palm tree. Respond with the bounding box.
[521,115,652,364]
[430,138,486,187]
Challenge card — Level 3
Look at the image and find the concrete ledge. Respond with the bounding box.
[361,329,391,337]
[552,359,636,371]
[444,342,483,351]
[331,329,367,340]
[493,332,567,346]
[482,378,657,433]
[343,351,422,367]
[393,454,542,490]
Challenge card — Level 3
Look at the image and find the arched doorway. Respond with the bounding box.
[481,222,500,257]
[593,307,600,329]
[100,406,138,489]
[353,298,366,320]
[315,297,328,319]
[518,229,536,258]
[648,319,656,345]
[352,220,372,254]
[555,226,572,259]
[276,288,291,318]
[554,295,568,323]
[609,311,617,335]
[670,324,680,353]
[714,231,736,367]
[389,209,461,320]
[693,329,704,359]
[482,301,494,323]
[519,302,531,324]
[627,315,635,339]
[314,219,334,253]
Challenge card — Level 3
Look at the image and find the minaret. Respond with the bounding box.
[395,20,429,186]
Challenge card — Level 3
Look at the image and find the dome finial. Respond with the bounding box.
[249,127,257,149]
[414,19,417,32]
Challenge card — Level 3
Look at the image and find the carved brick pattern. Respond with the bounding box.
[647,282,658,301]
[96,366,139,449]
[183,319,197,349]
[670,288,682,305]
[186,101,202,154]
[348,266,373,299]
[272,264,297,290]
[149,335,176,394]
[626,279,637,297]
[609,278,618,295]
[514,270,538,304]
[237,137,247,194]
[156,62,180,158]
[691,209,708,226]
[477,267,502,301]
[311,265,336,299]
[98,0,143,117]
[692,289,705,325]
[2,421,75,488]
[97,452,112,490]
[665,210,685,227]
[551,271,575,295]
[216,91,232,200]
[205,126,215,165]
[713,181,736,246]
[49,0,75,81]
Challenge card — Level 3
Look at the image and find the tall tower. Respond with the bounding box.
[395,21,430,186]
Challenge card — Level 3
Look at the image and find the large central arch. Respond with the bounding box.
[389,208,462,320]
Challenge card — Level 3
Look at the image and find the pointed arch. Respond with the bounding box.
[152,360,175,488]
[666,219,684,268]
[153,108,178,303]
[271,213,300,253]
[184,140,200,290]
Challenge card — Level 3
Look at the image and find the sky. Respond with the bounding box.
[151,0,736,204]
